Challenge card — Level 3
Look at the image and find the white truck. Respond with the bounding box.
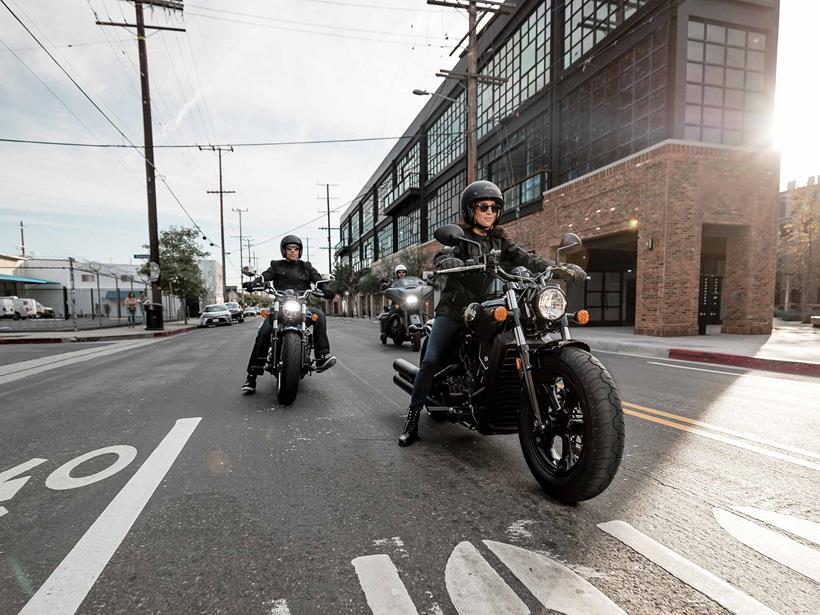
[0,296,37,319]
[0,297,15,319]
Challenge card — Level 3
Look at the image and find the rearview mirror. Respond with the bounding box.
[241,265,257,277]
[434,224,465,247]
[556,232,582,263]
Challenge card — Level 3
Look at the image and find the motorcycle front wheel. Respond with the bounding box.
[518,346,624,503]
[276,330,301,405]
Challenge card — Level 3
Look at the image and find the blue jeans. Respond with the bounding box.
[410,315,460,408]
[127,310,136,325]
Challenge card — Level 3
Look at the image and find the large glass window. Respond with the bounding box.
[362,236,374,269]
[559,30,667,182]
[397,208,421,251]
[350,206,360,239]
[377,173,394,221]
[564,1,650,69]
[478,1,551,137]
[426,172,465,238]
[428,92,465,179]
[377,222,393,259]
[362,195,375,233]
[684,20,768,146]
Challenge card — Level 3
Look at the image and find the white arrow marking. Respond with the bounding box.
[484,540,626,614]
[732,506,820,546]
[713,508,820,583]
[598,520,779,615]
[445,541,529,615]
[0,457,48,517]
[19,417,202,615]
[352,554,418,615]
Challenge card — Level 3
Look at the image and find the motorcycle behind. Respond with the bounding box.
[392,226,625,503]
[379,276,434,351]
[242,267,331,405]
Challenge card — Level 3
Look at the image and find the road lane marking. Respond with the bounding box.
[624,402,820,460]
[646,361,768,378]
[265,598,291,614]
[19,417,201,615]
[484,540,625,614]
[352,554,418,615]
[45,446,137,490]
[713,509,820,583]
[623,408,820,472]
[598,520,780,615]
[336,359,403,409]
[732,506,820,546]
[0,458,48,518]
[445,541,528,615]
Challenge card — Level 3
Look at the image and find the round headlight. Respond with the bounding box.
[282,300,301,316]
[405,295,419,305]
[534,288,567,321]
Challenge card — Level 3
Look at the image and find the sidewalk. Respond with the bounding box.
[0,321,200,344]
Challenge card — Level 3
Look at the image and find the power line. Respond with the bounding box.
[301,0,442,11]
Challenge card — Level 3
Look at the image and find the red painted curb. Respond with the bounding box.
[668,348,820,377]
[0,327,199,345]
[0,337,65,345]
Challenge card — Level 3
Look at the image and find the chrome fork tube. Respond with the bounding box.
[507,289,545,429]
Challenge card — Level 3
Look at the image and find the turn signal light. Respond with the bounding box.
[492,306,508,322]
[310,313,319,322]
[260,308,270,318]
[575,309,590,325]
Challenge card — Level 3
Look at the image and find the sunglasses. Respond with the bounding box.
[285,245,300,251]
[475,203,501,213]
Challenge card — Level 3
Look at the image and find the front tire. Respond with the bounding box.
[277,331,301,405]
[518,346,624,503]
[391,318,405,346]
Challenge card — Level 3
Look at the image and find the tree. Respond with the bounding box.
[140,226,209,322]
[329,262,356,295]
[780,185,819,321]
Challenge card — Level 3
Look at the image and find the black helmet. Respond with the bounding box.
[460,180,504,226]
[280,235,303,258]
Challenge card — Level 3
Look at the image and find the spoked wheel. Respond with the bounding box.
[518,346,624,503]
[276,331,301,405]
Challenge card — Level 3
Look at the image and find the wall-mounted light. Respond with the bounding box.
[645,238,654,250]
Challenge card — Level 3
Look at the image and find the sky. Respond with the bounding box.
[0,0,817,286]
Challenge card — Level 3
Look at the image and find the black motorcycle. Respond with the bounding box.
[379,276,434,351]
[392,225,624,503]
[242,269,331,405]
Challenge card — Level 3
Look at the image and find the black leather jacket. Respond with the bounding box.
[261,259,323,292]
[434,226,552,321]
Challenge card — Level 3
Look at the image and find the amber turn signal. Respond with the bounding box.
[575,309,590,325]
[260,308,270,318]
[310,313,319,322]
[492,306,508,322]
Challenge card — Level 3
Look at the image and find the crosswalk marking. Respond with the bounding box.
[484,540,626,615]
[598,520,780,615]
[352,554,419,615]
[445,541,528,615]
[732,506,820,546]
[713,508,820,583]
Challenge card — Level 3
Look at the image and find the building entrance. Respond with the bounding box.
[572,231,637,326]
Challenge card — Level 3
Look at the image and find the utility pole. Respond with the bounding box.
[201,145,235,302]
[317,183,339,274]
[304,237,311,262]
[427,1,510,182]
[232,207,248,307]
[96,0,186,330]
[68,257,77,332]
[19,221,25,257]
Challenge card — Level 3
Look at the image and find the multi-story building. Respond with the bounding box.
[198,259,224,306]
[777,178,819,309]
[336,0,780,335]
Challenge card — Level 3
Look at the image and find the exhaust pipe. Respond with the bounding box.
[393,374,413,395]
[393,358,419,384]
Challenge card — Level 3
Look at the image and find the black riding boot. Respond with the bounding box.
[398,405,422,446]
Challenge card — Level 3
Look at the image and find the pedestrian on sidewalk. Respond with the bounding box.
[125,292,138,328]
[137,290,146,323]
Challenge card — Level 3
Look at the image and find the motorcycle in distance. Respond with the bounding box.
[392,225,625,503]
[378,275,434,351]
[241,266,332,405]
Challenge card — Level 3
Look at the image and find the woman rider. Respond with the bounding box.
[398,180,554,446]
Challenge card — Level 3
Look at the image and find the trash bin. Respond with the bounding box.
[697,315,707,335]
[144,302,164,331]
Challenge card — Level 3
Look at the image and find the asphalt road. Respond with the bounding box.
[0,318,817,615]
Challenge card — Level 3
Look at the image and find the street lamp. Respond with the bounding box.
[412,89,459,103]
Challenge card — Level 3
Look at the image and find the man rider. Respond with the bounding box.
[242,235,336,394]
[398,180,584,446]
[379,264,408,344]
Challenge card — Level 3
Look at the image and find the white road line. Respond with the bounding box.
[623,402,820,461]
[713,509,820,583]
[484,540,625,614]
[351,554,418,615]
[598,520,780,615]
[265,597,291,614]
[623,408,820,472]
[732,506,820,546]
[445,541,528,615]
[646,361,762,377]
[18,417,202,615]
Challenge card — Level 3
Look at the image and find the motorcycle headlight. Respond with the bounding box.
[534,287,567,321]
[282,300,302,318]
[405,295,418,306]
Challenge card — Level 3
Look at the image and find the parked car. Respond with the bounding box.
[224,302,245,323]
[199,304,233,327]
[0,297,16,319]
[243,306,259,317]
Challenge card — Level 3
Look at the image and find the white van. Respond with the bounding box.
[19,298,38,318]
[0,297,15,319]
[0,296,25,319]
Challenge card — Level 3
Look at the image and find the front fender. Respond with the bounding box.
[534,339,590,355]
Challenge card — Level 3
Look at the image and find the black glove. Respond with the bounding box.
[437,257,464,270]
[321,288,335,300]
[555,263,588,283]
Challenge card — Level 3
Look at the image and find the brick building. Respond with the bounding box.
[336,0,781,335]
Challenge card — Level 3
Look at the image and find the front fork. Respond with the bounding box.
[506,290,546,431]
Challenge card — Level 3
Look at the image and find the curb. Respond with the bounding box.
[0,326,199,345]
[668,348,820,377]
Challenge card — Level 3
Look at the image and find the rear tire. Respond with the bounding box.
[277,331,302,405]
[518,346,624,503]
